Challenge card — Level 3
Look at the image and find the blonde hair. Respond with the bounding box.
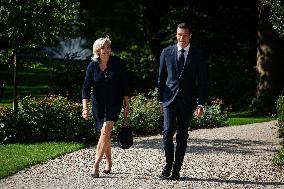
[91,36,112,60]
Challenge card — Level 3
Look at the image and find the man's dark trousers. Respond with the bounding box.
[162,95,193,174]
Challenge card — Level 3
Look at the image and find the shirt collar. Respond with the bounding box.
[177,44,190,52]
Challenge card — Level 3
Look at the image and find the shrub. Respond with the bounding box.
[115,89,228,135]
[191,104,228,129]
[48,60,87,102]
[116,89,163,135]
[273,149,284,166]
[276,95,284,138]
[273,95,284,166]
[0,95,97,143]
[0,106,17,143]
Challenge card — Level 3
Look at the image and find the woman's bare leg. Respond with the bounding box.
[104,128,113,170]
[92,121,114,174]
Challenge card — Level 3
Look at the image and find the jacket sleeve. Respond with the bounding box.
[196,50,208,106]
[157,49,167,102]
[81,62,94,100]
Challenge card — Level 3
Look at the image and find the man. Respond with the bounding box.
[158,22,208,180]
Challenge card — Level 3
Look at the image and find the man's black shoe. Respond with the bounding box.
[159,165,171,179]
[159,172,170,180]
[170,172,180,180]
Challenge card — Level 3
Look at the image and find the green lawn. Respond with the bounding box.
[225,111,275,126]
[0,62,53,107]
[225,117,275,126]
[0,62,85,179]
[0,142,84,179]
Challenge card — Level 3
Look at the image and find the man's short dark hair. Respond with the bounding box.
[177,22,192,33]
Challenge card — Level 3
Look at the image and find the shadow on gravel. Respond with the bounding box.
[180,176,284,187]
[187,138,278,155]
[130,137,278,155]
[130,138,163,149]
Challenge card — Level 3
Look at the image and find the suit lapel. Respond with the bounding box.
[179,48,192,78]
[184,49,191,67]
[171,46,179,74]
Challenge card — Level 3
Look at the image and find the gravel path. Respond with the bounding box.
[1,121,283,189]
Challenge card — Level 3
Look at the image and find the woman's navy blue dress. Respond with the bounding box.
[82,55,129,129]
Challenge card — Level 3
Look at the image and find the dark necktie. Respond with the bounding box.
[178,48,185,74]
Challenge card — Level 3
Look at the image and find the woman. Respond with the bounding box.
[82,36,129,178]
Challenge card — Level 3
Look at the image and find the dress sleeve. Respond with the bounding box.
[82,62,94,100]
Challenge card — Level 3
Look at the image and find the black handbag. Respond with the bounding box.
[117,125,133,149]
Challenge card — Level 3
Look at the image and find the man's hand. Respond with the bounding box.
[194,106,204,118]
[159,103,163,113]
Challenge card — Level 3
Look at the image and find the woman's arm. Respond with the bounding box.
[82,99,89,120]
[82,62,94,120]
[123,96,129,120]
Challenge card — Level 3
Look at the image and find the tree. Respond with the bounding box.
[79,0,259,109]
[253,0,284,113]
[0,0,79,112]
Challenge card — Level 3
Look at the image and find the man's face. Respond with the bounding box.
[176,28,191,48]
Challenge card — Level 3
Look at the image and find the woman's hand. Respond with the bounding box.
[82,99,89,120]
[124,104,130,120]
[82,108,89,120]
[123,96,130,120]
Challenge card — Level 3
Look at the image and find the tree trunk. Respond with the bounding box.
[12,51,18,112]
[254,1,284,113]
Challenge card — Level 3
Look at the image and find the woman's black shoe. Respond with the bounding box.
[102,169,111,174]
[90,172,100,178]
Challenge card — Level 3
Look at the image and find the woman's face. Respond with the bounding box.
[99,42,111,59]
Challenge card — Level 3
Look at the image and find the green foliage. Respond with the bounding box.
[250,90,277,114]
[276,95,284,138]
[191,104,228,129]
[0,95,97,143]
[47,60,87,101]
[260,0,284,37]
[115,89,228,134]
[273,149,284,166]
[0,106,17,143]
[116,90,163,135]
[0,142,84,179]
[0,60,58,105]
[81,0,260,109]
[0,0,79,50]
[117,43,157,93]
[274,95,284,166]
[117,44,153,80]
[0,49,13,65]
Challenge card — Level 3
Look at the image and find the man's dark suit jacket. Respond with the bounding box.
[158,45,208,110]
